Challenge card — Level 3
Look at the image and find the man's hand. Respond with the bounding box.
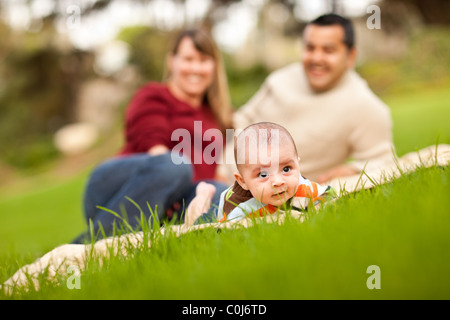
[316,164,359,184]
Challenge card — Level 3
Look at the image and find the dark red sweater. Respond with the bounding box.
[119,82,223,181]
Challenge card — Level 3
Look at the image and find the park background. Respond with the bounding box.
[0,0,449,299]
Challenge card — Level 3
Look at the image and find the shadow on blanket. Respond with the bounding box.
[2,144,449,295]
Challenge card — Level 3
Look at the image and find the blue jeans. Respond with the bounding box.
[72,152,227,243]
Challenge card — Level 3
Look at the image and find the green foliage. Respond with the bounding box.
[402,27,450,82]
[117,26,173,83]
[224,56,269,108]
[1,134,59,170]
[357,27,450,96]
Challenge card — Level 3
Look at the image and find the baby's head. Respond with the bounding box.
[233,122,300,207]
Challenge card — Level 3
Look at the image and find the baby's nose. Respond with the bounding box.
[272,175,285,187]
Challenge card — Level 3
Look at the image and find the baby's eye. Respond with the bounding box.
[258,171,269,178]
[282,166,291,173]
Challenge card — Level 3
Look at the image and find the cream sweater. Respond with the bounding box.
[219,63,395,182]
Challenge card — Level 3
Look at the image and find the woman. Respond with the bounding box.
[72,28,233,243]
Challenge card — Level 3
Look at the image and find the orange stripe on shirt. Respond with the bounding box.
[295,182,322,201]
[249,204,278,218]
[295,184,313,198]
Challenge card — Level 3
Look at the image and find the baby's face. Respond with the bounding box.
[235,143,300,207]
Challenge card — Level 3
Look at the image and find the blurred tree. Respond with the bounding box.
[0,18,94,169]
[0,0,241,29]
[385,0,450,25]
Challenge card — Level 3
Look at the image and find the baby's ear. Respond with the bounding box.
[234,172,248,190]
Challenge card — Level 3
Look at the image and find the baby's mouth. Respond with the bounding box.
[272,191,286,198]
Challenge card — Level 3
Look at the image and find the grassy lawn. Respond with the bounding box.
[1,166,449,299]
[0,83,449,299]
[0,172,87,255]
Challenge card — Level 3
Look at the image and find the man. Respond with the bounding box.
[219,13,394,184]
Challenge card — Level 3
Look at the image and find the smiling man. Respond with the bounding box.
[219,13,395,184]
[302,16,356,93]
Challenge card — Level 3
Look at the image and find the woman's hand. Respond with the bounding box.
[148,145,169,156]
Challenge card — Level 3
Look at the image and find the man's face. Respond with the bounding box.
[302,24,356,93]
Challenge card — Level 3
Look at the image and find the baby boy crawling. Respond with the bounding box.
[185,122,336,226]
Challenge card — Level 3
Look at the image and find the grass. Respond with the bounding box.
[0,82,449,300]
[0,171,86,255]
[1,166,449,299]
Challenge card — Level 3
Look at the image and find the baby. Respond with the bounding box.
[185,122,335,226]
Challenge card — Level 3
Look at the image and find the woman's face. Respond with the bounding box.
[168,36,216,104]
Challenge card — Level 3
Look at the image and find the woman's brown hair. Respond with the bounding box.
[163,28,233,132]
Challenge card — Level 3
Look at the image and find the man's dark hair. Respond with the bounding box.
[307,13,355,50]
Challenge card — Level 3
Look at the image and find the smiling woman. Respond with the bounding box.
[71,28,234,244]
[166,35,216,108]
[164,29,232,130]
